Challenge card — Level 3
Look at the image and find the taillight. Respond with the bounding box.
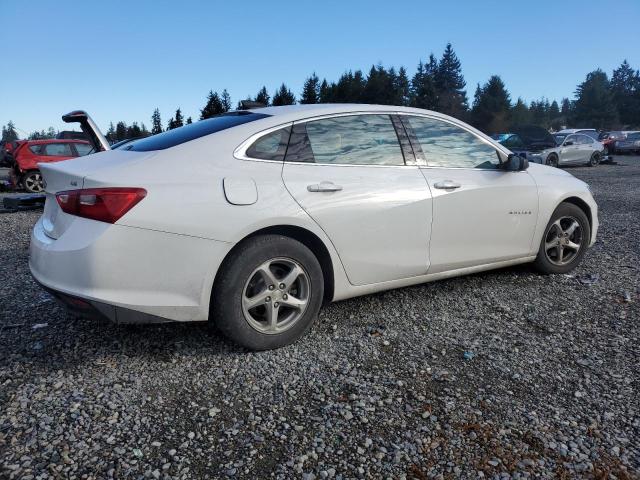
[56,188,146,224]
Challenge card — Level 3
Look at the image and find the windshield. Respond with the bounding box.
[125,112,270,152]
[554,134,567,145]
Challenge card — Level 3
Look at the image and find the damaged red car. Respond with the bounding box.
[10,139,94,192]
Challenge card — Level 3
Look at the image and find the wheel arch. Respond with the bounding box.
[211,224,336,306]
[559,196,592,231]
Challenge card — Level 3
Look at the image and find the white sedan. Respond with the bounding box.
[545,132,605,167]
[30,104,598,350]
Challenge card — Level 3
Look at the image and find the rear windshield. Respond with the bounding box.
[125,112,270,152]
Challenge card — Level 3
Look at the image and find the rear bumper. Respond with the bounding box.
[29,216,232,323]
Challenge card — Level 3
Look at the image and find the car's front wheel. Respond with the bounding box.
[588,152,601,167]
[534,203,590,274]
[546,154,559,168]
[212,235,324,350]
[23,170,44,193]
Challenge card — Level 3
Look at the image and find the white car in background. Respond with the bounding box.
[29,104,598,350]
[544,132,605,167]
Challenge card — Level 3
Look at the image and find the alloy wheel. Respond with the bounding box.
[242,257,310,334]
[24,172,44,193]
[544,216,583,266]
[590,153,600,166]
[547,156,558,168]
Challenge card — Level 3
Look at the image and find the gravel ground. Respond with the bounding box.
[1,157,639,480]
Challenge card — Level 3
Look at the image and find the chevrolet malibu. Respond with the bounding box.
[30,104,598,350]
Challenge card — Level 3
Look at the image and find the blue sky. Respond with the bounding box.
[1,0,639,134]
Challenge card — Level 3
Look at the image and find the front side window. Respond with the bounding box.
[245,127,291,161]
[406,116,500,169]
[29,145,42,154]
[564,135,578,145]
[285,115,404,166]
[43,143,73,156]
[74,143,94,156]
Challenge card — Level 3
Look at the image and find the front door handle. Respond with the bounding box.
[307,181,343,192]
[433,180,461,190]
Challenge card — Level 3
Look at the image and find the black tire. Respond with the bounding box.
[588,151,601,167]
[546,154,559,168]
[534,202,591,275]
[22,170,44,193]
[212,235,324,350]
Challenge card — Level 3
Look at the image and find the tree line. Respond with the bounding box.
[2,43,639,143]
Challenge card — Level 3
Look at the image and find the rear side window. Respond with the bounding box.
[245,127,291,161]
[126,112,270,152]
[42,143,73,156]
[405,116,500,169]
[285,114,404,166]
[74,143,94,156]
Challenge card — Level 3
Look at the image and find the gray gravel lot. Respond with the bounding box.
[1,158,639,479]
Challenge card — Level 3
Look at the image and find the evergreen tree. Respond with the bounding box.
[237,96,253,110]
[363,64,395,104]
[573,69,617,129]
[434,43,468,118]
[105,122,116,143]
[410,55,438,109]
[200,91,225,119]
[300,73,320,104]
[510,98,531,126]
[611,60,640,127]
[2,121,19,142]
[319,79,331,103]
[255,86,270,106]
[140,123,150,137]
[127,122,142,138]
[186,117,192,124]
[173,108,184,128]
[470,75,511,133]
[151,108,163,135]
[393,66,410,106]
[115,121,128,141]
[221,89,232,112]
[548,100,562,130]
[272,83,296,106]
[560,98,571,115]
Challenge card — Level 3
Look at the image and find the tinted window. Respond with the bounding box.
[406,116,500,169]
[74,143,94,156]
[43,143,73,156]
[501,134,525,149]
[126,112,270,152]
[285,115,404,166]
[245,127,291,161]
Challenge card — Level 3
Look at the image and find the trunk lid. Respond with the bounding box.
[38,149,155,239]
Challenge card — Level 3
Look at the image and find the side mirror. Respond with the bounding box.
[563,141,573,146]
[503,153,529,171]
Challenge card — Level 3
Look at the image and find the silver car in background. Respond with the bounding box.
[543,133,604,167]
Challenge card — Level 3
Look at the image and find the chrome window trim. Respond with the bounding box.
[394,111,512,161]
[233,121,294,163]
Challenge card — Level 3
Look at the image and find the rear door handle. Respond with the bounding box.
[433,180,461,190]
[307,181,343,192]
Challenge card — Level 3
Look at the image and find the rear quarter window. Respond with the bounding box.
[126,112,270,152]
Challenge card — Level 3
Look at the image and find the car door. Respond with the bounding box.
[281,113,433,286]
[400,114,539,273]
[559,134,580,164]
[576,134,596,162]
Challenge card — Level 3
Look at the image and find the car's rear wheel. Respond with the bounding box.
[546,154,559,168]
[534,203,590,274]
[23,170,44,193]
[588,152,601,167]
[212,235,324,350]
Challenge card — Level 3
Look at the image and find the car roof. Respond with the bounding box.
[556,128,596,134]
[245,103,466,123]
[26,139,90,145]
